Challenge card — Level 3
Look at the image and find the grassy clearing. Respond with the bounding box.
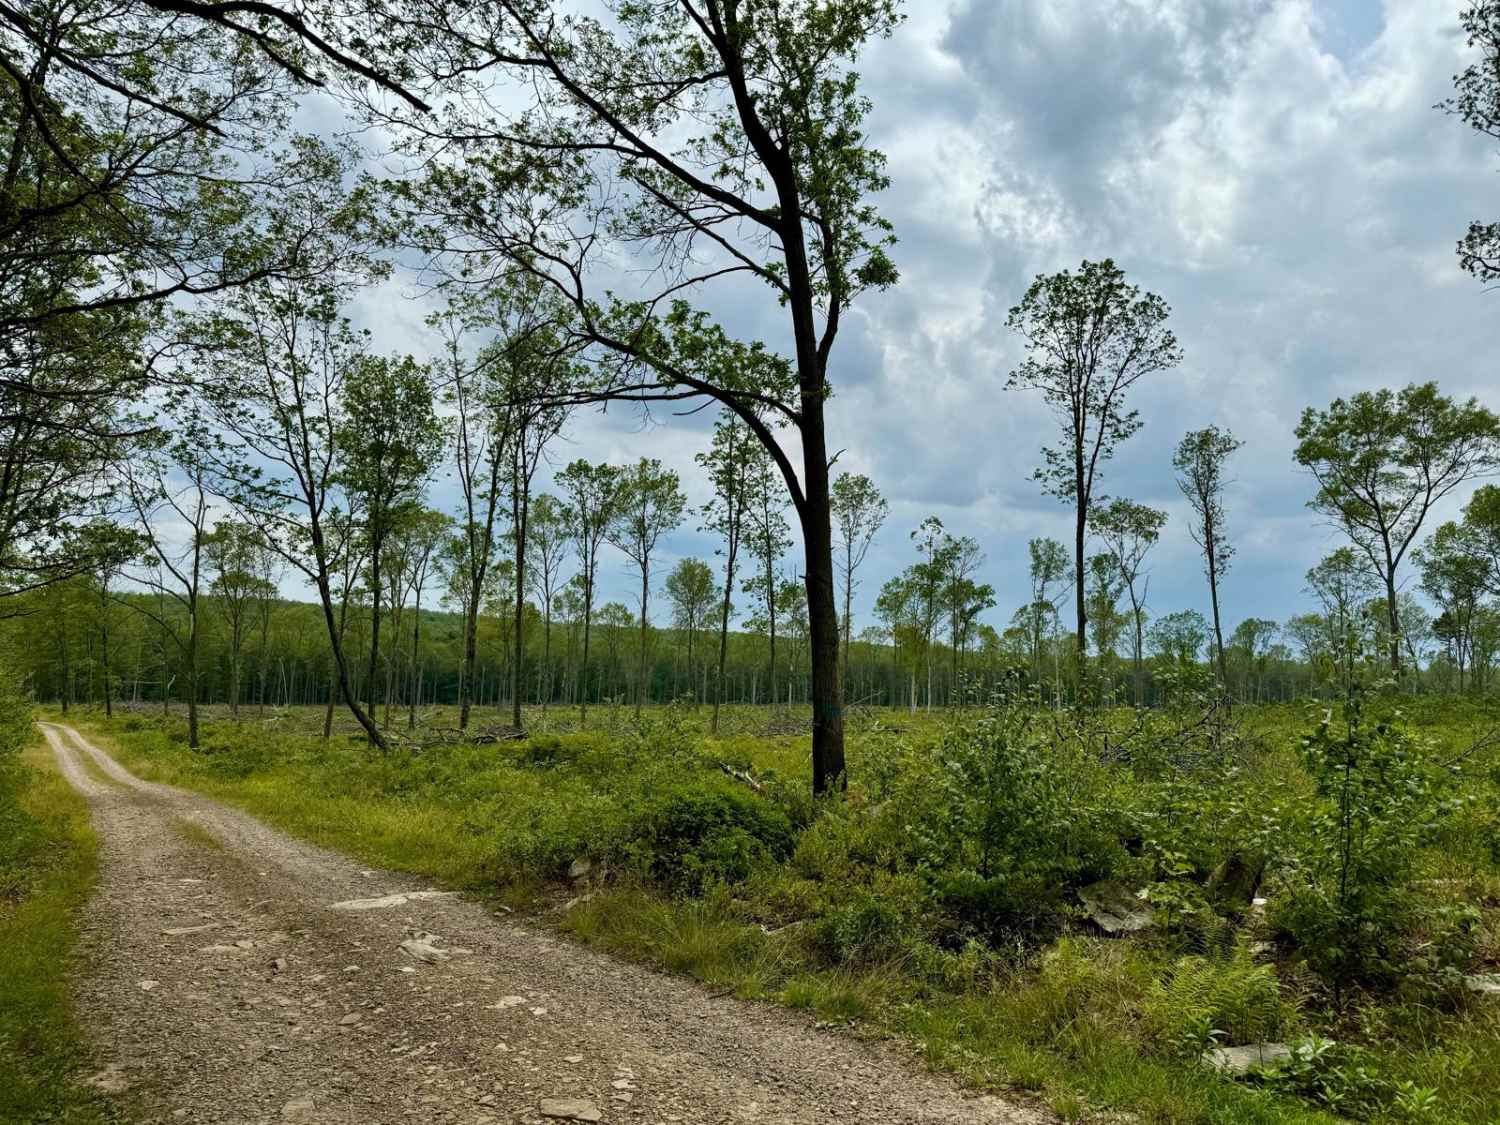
[0,730,117,1125]
[70,693,1500,1125]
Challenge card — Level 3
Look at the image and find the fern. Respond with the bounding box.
[1145,944,1296,1053]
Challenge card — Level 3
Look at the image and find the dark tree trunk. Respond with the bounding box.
[800,407,846,794]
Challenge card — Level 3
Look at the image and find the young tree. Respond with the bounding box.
[743,445,793,708]
[120,444,210,748]
[665,558,719,703]
[1305,547,1378,672]
[525,494,571,711]
[371,0,903,794]
[908,517,948,709]
[336,354,444,722]
[830,473,889,687]
[1022,537,1070,690]
[940,535,994,698]
[1416,522,1489,691]
[1174,425,1243,684]
[394,508,452,728]
[497,317,575,730]
[204,522,278,719]
[556,460,622,723]
[608,460,686,718]
[1229,617,1280,702]
[190,141,391,749]
[1006,259,1181,667]
[1148,609,1209,668]
[697,416,755,732]
[1093,498,1167,703]
[1294,382,1500,674]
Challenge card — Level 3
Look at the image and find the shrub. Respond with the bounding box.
[640,788,796,895]
[1271,693,1461,998]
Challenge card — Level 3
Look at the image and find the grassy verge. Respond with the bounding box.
[67,702,1500,1125]
[0,728,116,1124]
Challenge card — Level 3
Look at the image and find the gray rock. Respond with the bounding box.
[1206,852,1266,913]
[1203,1043,1293,1075]
[162,923,220,936]
[280,1096,317,1121]
[329,890,458,911]
[400,931,451,964]
[1464,973,1500,995]
[567,858,593,880]
[85,1065,130,1094]
[539,1097,603,1122]
[1077,880,1152,935]
[338,1012,362,1026]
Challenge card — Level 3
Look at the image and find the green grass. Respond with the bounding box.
[66,699,1500,1125]
[0,733,118,1125]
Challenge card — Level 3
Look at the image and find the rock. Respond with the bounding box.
[280,1096,317,1121]
[539,1097,603,1122]
[162,923,219,936]
[1464,973,1500,995]
[270,957,287,973]
[400,931,451,964]
[567,858,593,881]
[329,890,458,911]
[1207,852,1266,914]
[489,995,527,1010]
[338,1012,362,1026]
[139,979,160,991]
[1077,880,1152,935]
[85,1065,130,1094]
[1203,1043,1293,1075]
[564,893,595,911]
[564,1054,584,1064]
[235,939,254,949]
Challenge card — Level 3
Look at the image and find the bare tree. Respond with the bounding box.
[1174,426,1243,684]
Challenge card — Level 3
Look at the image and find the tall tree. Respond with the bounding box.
[1174,425,1243,684]
[830,473,889,690]
[1148,609,1209,669]
[1092,498,1167,703]
[665,558,718,703]
[1294,382,1500,674]
[336,354,444,722]
[1005,259,1181,667]
[372,0,902,794]
[607,460,686,718]
[392,508,452,729]
[556,460,622,724]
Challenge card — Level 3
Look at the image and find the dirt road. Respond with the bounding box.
[37,721,1042,1125]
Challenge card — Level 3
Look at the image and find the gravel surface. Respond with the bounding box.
[38,721,1046,1125]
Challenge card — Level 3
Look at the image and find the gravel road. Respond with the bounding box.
[37,720,1044,1125]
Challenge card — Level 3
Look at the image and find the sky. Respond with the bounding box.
[333,0,1499,642]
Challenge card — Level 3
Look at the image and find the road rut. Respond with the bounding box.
[37,721,1042,1125]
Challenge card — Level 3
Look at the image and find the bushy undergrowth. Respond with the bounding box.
[1,673,115,1124]
[82,687,1500,1125]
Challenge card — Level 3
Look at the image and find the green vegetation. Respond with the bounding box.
[0,689,113,1123]
[72,686,1500,1125]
